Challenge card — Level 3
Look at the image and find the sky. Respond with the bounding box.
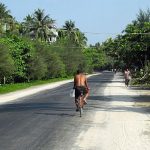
[1,0,150,45]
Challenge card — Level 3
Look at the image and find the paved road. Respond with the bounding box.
[0,72,150,150]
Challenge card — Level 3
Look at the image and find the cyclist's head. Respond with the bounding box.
[77,64,84,74]
[77,68,83,74]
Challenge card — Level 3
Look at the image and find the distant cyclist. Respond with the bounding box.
[124,68,131,87]
[73,69,89,111]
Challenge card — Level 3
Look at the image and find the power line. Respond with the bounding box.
[58,29,150,35]
[84,32,120,35]
[83,31,150,35]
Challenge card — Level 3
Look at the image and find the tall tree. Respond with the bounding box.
[62,20,79,43]
[0,3,11,34]
[0,43,15,84]
[0,3,10,20]
[137,9,150,25]
[59,20,87,47]
[22,9,55,41]
[32,9,55,41]
[20,15,34,36]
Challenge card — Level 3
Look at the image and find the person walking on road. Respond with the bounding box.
[73,69,89,111]
[124,68,131,87]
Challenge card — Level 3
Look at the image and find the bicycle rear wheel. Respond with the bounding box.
[78,96,83,117]
[79,107,82,117]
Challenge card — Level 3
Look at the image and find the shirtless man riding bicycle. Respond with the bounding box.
[73,69,89,111]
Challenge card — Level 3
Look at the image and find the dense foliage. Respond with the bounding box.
[0,2,149,85]
[0,3,106,84]
[100,9,150,84]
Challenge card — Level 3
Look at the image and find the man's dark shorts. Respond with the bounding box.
[75,86,87,99]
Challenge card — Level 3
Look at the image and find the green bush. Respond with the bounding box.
[0,43,15,84]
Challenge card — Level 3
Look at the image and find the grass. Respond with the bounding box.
[0,77,72,94]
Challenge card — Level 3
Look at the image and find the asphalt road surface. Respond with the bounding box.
[0,72,150,150]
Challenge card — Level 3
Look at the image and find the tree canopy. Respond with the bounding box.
[0,2,149,85]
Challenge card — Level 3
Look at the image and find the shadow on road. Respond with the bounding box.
[1,94,150,115]
[88,94,150,114]
[89,95,150,102]
[36,112,75,117]
[0,102,73,114]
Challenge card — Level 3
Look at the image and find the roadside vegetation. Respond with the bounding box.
[0,2,150,93]
[100,9,150,86]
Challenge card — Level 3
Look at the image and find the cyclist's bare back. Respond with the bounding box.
[74,73,88,87]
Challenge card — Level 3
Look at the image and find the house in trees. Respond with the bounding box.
[47,24,58,43]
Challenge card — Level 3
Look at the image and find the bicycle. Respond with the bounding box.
[75,87,89,117]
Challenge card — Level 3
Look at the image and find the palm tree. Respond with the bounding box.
[0,3,10,19]
[62,20,78,41]
[22,9,56,41]
[60,20,87,47]
[75,29,87,47]
[137,9,150,24]
[63,20,76,31]
[0,3,11,34]
[21,15,34,36]
[33,9,55,41]
[0,3,18,35]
